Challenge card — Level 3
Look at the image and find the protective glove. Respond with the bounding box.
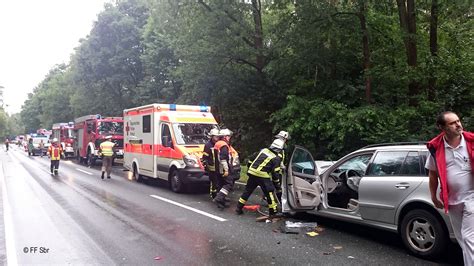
[223,171,229,177]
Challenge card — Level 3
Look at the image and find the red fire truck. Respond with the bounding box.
[52,122,75,158]
[74,114,124,165]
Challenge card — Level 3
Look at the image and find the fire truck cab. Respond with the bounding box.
[74,114,124,165]
[52,122,75,158]
[123,104,218,193]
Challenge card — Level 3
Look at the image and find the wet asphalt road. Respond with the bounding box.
[0,146,463,265]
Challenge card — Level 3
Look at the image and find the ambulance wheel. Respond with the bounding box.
[133,164,142,183]
[169,169,185,193]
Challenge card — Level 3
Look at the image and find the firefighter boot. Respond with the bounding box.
[235,202,244,215]
[101,171,105,180]
[214,193,226,210]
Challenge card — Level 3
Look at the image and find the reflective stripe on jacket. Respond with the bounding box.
[48,146,63,160]
[247,148,281,179]
[100,141,115,157]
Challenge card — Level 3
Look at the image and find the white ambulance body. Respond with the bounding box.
[123,104,218,192]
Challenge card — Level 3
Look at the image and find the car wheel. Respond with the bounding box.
[133,164,142,183]
[169,169,185,193]
[400,209,448,259]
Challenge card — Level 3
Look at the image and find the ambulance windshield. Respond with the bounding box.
[172,123,214,145]
[98,121,124,135]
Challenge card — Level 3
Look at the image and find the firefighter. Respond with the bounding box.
[235,138,284,216]
[99,136,115,179]
[273,130,290,201]
[48,138,63,175]
[202,128,220,199]
[213,128,239,209]
[4,138,9,152]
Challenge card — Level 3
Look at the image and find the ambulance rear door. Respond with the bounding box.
[139,112,155,177]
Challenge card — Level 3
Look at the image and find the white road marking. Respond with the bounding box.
[75,168,93,175]
[150,195,227,222]
[0,162,19,266]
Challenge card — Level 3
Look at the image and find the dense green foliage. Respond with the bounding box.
[8,0,473,159]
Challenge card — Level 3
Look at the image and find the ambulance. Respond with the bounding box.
[123,104,219,193]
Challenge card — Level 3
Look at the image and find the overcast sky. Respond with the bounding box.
[0,0,110,114]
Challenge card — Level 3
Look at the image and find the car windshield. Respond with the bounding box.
[172,123,215,145]
[98,121,123,135]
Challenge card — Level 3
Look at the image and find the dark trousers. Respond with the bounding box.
[50,160,60,173]
[215,173,235,201]
[209,171,220,198]
[237,174,278,215]
[101,156,113,177]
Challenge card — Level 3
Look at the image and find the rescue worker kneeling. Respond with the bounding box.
[214,128,239,209]
[235,138,284,216]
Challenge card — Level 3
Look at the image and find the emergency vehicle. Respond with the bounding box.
[123,104,220,193]
[52,122,75,158]
[74,114,124,165]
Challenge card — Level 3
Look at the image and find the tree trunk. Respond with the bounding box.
[428,0,438,100]
[359,0,372,103]
[251,0,265,74]
[397,0,419,106]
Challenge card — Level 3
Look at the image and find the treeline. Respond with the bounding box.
[13,0,473,159]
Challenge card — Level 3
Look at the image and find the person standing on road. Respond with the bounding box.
[202,128,221,199]
[426,111,474,266]
[99,136,115,180]
[39,139,45,157]
[4,138,9,152]
[213,129,239,209]
[235,138,284,217]
[48,138,63,175]
[273,131,290,201]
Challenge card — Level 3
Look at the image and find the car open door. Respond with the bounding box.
[282,146,322,212]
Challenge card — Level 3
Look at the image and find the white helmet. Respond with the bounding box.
[219,128,233,136]
[105,135,113,140]
[53,138,58,142]
[270,138,285,150]
[209,128,220,136]
[275,131,289,140]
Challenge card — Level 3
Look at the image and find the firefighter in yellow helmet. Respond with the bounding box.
[99,136,115,179]
[235,138,284,216]
[48,138,63,175]
[202,128,221,199]
[213,128,240,209]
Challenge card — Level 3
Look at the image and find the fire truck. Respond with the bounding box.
[74,114,124,166]
[123,104,231,193]
[52,122,75,158]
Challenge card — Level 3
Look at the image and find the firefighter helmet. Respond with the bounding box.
[275,131,290,140]
[52,138,58,142]
[219,128,233,136]
[105,135,113,139]
[209,128,220,136]
[270,138,284,151]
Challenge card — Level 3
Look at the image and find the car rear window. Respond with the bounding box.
[367,150,425,176]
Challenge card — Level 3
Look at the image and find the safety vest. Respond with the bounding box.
[100,141,115,157]
[214,140,238,172]
[48,146,62,160]
[248,148,281,178]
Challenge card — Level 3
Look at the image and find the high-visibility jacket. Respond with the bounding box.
[48,145,63,160]
[100,140,115,157]
[214,140,238,174]
[203,140,217,172]
[247,148,282,180]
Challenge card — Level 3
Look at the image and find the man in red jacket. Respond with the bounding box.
[426,111,473,265]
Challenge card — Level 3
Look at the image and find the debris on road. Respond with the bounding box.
[306,231,319,237]
[282,221,319,234]
[154,256,163,260]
